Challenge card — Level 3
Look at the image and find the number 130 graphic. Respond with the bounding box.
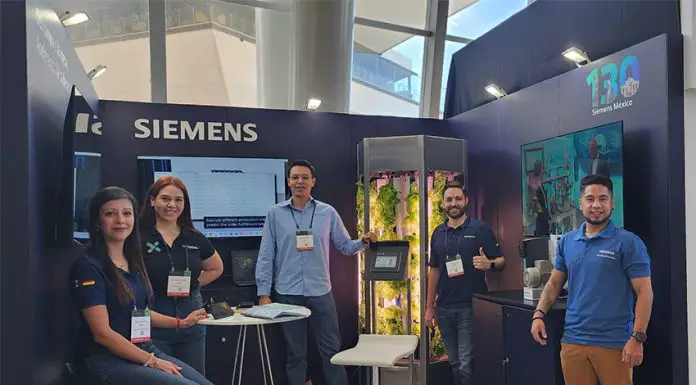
[585,55,640,107]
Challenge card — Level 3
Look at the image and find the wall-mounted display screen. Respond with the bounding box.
[74,152,102,239]
[374,255,399,269]
[137,156,288,238]
[521,121,624,236]
[364,241,410,281]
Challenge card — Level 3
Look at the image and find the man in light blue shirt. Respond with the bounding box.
[256,160,376,385]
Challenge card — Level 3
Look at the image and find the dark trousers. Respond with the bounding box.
[436,307,474,385]
[274,291,348,385]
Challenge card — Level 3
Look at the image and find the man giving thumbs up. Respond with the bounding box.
[473,246,506,271]
[424,180,506,385]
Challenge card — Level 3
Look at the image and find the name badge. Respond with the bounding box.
[446,254,465,278]
[131,308,151,343]
[296,230,314,251]
[167,270,192,297]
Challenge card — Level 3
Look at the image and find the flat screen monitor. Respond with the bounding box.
[228,249,258,286]
[521,121,624,236]
[74,152,102,239]
[137,156,288,238]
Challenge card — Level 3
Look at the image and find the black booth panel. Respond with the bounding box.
[556,37,674,384]
[493,78,562,290]
[666,33,687,385]
[502,305,564,385]
[1,4,33,383]
[473,298,505,385]
[453,101,498,226]
[450,34,685,385]
[78,100,448,385]
[206,323,288,385]
[444,0,680,117]
[2,0,99,384]
[473,293,566,385]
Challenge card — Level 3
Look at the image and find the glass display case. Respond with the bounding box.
[357,135,467,385]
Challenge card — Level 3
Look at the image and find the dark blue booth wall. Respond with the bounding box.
[75,99,450,384]
[444,0,680,117]
[1,0,99,384]
[448,34,685,385]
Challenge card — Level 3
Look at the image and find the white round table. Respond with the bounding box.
[200,306,311,385]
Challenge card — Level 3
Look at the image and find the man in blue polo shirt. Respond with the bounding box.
[255,160,376,385]
[424,180,505,385]
[531,174,653,385]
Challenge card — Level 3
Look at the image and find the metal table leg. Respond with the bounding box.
[260,325,275,385]
[257,325,268,385]
[231,324,275,385]
[231,325,248,385]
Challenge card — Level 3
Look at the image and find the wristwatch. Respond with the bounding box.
[631,331,647,344]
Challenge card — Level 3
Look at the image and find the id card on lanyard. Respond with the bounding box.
[296,230,314,251]
[167,270,192,297]
[166,243,196,297]
[131,306,152,343]
[290,200,317,252]
[445,228,465,278]
[446,254,465,277]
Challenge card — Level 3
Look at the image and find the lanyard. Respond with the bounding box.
[133,276,151,310]
[445,227,464,259]
[166,246,190,271]
[156,229,190,272]
[289,200,317,230]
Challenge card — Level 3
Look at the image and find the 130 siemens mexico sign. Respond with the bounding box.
[586,54,640,116]
[75,115,258,143]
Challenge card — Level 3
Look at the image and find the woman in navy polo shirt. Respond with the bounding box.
[139,176,224,375]
[69,186,212,385]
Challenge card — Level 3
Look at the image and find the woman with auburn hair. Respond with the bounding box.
[68,186,211,384]
[139,176,224,375]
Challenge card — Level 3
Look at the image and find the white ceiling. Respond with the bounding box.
[354,0,478,53]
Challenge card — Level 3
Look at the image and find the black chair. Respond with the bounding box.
[63,360,106,385]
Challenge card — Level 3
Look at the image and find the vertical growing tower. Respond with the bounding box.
[357,135,467,385]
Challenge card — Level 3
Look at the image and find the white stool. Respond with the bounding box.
[331,334,419,384]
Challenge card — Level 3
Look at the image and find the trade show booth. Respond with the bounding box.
[70,98,452,385]
[0,1,688,385]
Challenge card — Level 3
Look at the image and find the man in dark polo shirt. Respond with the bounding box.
[531,174,653,385]
[424,180,506,385]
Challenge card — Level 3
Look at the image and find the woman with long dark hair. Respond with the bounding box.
[69,187,212,384]
[139,176,223,374]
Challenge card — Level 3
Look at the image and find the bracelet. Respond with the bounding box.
[153,358,161,369]
[143,352,155,367]
[534,309,546,317]
[532,316,544,322]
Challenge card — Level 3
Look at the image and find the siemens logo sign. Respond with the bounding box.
[74,113,103,135]
[74,114,259,143]
[134,119,258,142]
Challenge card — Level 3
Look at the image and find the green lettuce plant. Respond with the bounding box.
[357,174,447,360]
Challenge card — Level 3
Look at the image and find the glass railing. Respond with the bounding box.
[66,0,418,102]
[352,51,418,101]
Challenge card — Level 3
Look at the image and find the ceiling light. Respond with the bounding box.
[60,11,89,27]
[485,84,506,99]
[87,65,107,80]
[306,97,322,111]
[562,47,591,66]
